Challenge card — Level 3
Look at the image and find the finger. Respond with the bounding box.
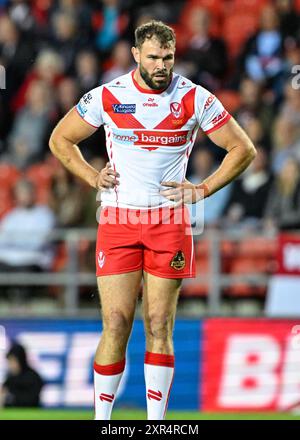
[160,181,178,188]
[160,189,180,197]
[103,176,116,185]
[173,200,184,208]
[106,169,120,177]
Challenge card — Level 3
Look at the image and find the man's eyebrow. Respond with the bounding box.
[147,54,174,59]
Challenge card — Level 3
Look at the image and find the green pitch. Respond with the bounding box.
[0,409,300,420]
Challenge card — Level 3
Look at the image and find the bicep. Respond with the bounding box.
[207,117,255,152]
[50,107,98,145]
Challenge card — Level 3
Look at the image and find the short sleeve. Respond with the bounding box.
[195,86,231,134]
[75,86,103,128]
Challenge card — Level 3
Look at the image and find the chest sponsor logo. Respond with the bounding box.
[170,102,182,119]
[112,104,136,113]
[112,130,189,151]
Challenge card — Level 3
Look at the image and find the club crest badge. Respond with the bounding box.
[170,251,185,270]
[170,102,182,119]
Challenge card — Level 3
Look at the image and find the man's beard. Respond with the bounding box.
[139,63,173,90]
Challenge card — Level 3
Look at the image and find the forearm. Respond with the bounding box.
[49,136,99,189]
[201,144,256,196]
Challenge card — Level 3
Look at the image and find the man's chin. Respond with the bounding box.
[152,79,169,90]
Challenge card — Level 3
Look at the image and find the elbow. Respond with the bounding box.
[49,132,61,157]
[246,142,257,164]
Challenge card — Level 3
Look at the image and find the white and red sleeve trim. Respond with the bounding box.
[204,112,232,134]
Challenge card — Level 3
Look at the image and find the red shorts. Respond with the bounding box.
[95,205,195,278]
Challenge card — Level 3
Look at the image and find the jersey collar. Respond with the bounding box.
[131,69,172,94]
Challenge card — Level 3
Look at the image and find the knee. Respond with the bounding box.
[146,312,173,341]
[103,310,133,339]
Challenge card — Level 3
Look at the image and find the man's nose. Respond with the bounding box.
[156,58,166,70]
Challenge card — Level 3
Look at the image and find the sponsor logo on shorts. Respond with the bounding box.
[170,251,185,270]
[112,104,136,113]
[97,251,106,268]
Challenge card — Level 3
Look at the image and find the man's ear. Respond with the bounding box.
[131,46,140,64]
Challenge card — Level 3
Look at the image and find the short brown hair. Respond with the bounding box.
[134,20,176,49]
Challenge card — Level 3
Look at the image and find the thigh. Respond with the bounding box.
[142,271,182,324]
[143,206,195,279]
[97,270,142,323]
[96,207,143,276]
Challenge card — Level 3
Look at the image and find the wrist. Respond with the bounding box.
[196,182,210,199]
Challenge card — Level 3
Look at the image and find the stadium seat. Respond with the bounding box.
[0,163,21,188]
[215,89,241,114]
[226,257,269,297]
[189,0,224,18]
[222,13,258,58]
[224,0,270,15]
[181,256,210,297]
[237,237,277,258]
[25,162,53,204]
[0,187,14,219]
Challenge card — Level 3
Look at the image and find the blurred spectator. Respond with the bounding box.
[54,77,80,119]
[49,165,87,227]
[11,49,65,112]
[188,148,232,229]
[0,14,37,100]
[0,342,44,408]
[0,179,56,277]
[234,77,275,149]
[75,50,101,93]
[271,116,300,174]
[6,0,35,33]
[264,157,300,231]
[49,0,93,44]
[275,0,300,40]
[5,79,54,169]
[182,7,228,91]
[50,11,82,74]
[101,39,135,83]
[278,80,300,126]
[222,146,273,232]
[240,5,284,97]
[241,116,265,148]
[93,0,129,57]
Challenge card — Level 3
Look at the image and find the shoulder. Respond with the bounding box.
[101,71,132,90]
[172,73,196,91]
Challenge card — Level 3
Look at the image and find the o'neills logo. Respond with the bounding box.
[170,102,182,118]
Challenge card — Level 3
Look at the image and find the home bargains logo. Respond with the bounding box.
[202,319,300,412]
[112,129,189,151]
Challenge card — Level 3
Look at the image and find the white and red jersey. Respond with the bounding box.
[76,70,231,209]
